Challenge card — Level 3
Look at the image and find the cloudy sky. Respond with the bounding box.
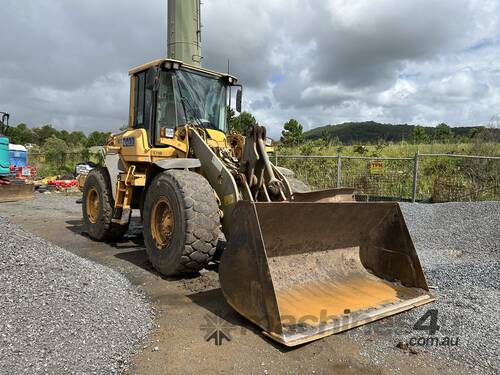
[1,0,499,138]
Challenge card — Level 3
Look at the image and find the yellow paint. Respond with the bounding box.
[223,194,235,206]
[110,128,187,162]
[275,276,419,326]
[206,129,227,142]
[112,128,149,158]
[128,76,136,128]
[158,137,188,153]
[369,161,384,175]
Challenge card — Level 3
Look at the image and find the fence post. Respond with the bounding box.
[412,151,419,203]
[336,154,342,188]
[274,151,278,166]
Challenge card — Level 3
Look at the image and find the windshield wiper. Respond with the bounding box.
[180,97,217,130]
[180,96,202,127]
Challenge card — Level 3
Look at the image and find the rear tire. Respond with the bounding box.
[82,167,130,241]
[143,170,222,276]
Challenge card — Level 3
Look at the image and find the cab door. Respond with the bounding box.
[133,68,185,147]
[133,68,156,146]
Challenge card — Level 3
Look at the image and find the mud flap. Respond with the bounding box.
[0,183,35,203]
[219,201,434,346]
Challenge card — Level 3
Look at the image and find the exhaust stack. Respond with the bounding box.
[167,0,202,66]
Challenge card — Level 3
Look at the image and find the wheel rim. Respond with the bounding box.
[86,187,100,224]
[151,197,174,249]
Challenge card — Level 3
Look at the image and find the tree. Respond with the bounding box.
[331,136,342,146]
[412,125,427,144]
[8,123,34,145]
[33,124,60,145]
[229,111,256,134]
[66,131,87,146]
[42,136,69,173]
[434,123,453,143]
[86,131,111,147]
[59,130,70,143]
[320,129,330,144]
[227,107,236,129]
[281,119,304,146]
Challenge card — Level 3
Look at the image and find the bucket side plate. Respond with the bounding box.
[0,184,34,203]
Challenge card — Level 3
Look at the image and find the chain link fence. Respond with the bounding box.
[276,153,500,202]
[25,148,499,202]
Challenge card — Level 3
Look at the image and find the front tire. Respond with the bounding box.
[143,170,222,276]
[82,167,130,241]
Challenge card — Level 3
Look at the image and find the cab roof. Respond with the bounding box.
[128,58,238,83]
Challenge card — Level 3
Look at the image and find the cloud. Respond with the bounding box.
[0,0,499,137]
[250,96,272,111]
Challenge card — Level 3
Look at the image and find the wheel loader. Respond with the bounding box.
[82,58,434,346]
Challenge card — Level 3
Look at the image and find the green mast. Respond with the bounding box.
[167,0,202,67]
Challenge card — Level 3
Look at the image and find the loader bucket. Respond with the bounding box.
[219,201,434,347]
[0,183,35,203]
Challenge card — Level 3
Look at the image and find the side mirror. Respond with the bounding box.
[236,89,242,113]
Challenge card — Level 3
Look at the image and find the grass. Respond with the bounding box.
[278,142,500,158]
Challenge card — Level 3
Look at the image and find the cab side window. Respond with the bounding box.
[134,70,156,146]
[144,69,155,134]
[134,72,146,129]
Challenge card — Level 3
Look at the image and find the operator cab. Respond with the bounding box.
[0,112,9,137]
[128,59,240,147]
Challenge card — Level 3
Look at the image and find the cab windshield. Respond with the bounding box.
[175,69,227,131]
[135,67,228,144]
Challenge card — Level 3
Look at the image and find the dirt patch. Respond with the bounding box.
[180,271,220,293]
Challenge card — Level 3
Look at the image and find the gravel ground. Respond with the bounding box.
[0,216,155,374]
[349,202,500,374]
[1,194,498,374]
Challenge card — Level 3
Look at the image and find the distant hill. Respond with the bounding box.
[304,121,497,144]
